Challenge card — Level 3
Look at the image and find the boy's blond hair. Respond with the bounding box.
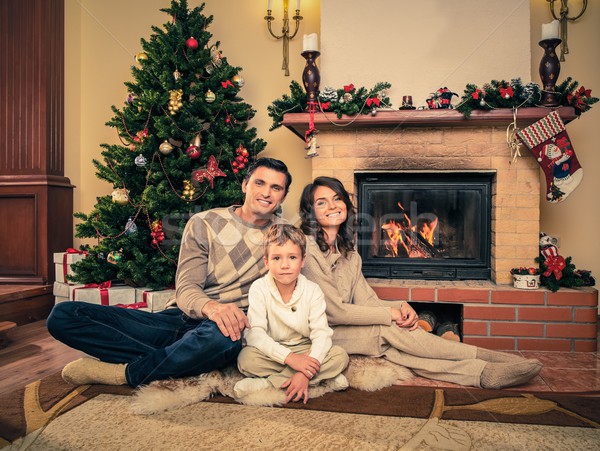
[263,224,306,258]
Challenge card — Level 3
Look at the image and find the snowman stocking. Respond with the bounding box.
[517,111,583,203]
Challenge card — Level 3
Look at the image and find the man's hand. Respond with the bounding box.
[284,353,321,380]
[281,372,310,404]
[202,301,250,341]
[391,302,419,331]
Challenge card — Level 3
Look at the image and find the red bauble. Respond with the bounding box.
[186,37,199,50]
[186,145,201,159]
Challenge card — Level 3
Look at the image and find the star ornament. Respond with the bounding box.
[191,155,226,189]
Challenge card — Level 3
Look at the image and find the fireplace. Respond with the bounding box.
[356,171,492,281]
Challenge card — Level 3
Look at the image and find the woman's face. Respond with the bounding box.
[312,185,348,230]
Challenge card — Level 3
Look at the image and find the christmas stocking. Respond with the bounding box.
[517,111,583,203]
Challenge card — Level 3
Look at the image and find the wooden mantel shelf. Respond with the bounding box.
[282,106,577,140]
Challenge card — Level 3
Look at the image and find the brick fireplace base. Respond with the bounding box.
[371,280,598,352]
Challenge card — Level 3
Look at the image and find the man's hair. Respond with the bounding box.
[245,157,292,195]
[263,224,306,258]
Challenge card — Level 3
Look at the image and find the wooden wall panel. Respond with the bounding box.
[0,196,37,275]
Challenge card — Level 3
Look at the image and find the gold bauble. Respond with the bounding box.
[232,74,245,87]
[135,52,148,63]
[191,133,201,148]
[159,140,174,155]
[205,89,216,103]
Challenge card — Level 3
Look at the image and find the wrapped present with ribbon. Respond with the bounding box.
[72,281,136,306]
[53,248,89,284]
[134,287,176,312]
[53,281,84,299]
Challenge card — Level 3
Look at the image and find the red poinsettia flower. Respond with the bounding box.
[499,86,514,98]
[343,84,354,93]
[471,88,484,100]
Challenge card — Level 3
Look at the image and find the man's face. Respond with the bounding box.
[241,166,287,218]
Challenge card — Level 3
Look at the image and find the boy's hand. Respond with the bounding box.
[202,301,250,341]
[284,353,320,379]
[281,373,310,404]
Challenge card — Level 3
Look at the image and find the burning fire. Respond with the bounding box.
[381,202,438,258]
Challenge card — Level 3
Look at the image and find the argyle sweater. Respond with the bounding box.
[174,206,279,319]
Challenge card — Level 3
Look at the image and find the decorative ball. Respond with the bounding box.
[135,52,148,63]
[111,188,129,205]
[205,89,216,103]
[371,106,377,116]
[127,93,135,105]
[125,217,138,235]
[173,69,182,81]
[159,140,174,155]
[186,37,199,50]
[134,154,148,167]
[504,94,510,99]
[343,93,353,103]
[232,74,245,87]
[480,99,486,106]
[186,145,201,160]
[204,64,214,75]
[107,249,124,265]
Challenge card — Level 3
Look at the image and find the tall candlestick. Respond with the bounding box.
[541,20,560,40]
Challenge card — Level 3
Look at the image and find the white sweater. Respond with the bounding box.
[244,273,333,364]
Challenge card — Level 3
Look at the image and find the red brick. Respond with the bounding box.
[547,290,598,307]
[574,340,598,352]
[462,320,488,336]
[410,288,436,302]
[546,323,598,339]
[491,322,544,337]
[464,306,515,321]
[492,290,545,305]
[372,287,410,301]
[437,289,489,303]
[517,338,572,352]
[463,336,515,350]
[574,308,599,323]
[518,307,571,322]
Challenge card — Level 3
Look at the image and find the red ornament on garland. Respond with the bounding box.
[150,220,165,247]
[186,145,201,159]
[186,37,199,50]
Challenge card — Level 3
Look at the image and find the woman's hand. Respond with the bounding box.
[391,302,419,331]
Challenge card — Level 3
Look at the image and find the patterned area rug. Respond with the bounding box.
[1,368,599,450]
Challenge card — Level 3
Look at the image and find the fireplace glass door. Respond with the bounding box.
[356,172,492,280]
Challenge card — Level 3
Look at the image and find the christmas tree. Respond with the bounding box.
[71,0,265,290]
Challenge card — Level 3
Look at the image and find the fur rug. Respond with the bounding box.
[131,356,414,415]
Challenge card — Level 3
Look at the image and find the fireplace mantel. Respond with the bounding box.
[282,106,576,139]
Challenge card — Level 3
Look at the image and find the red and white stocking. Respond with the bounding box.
[517,111,583,203]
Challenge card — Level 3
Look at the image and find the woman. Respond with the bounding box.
[299,176,541,389]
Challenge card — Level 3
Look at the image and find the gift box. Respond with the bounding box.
[72,282,136,306]
[53,281,84,299]
[53,249,88,284]
[134,288,175,312]
[55,296,69,304]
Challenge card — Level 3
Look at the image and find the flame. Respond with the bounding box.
[381,204,438,258]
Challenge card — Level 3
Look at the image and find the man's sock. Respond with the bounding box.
[476,348,525,363]
[480,359,542,389]
[62,357,128,386]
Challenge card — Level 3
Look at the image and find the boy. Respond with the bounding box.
[235,224,349,404]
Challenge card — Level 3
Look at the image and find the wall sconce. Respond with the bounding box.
[547,0,588,61]
[265,0,303,76]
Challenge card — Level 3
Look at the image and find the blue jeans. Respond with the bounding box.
[46,302,242,387]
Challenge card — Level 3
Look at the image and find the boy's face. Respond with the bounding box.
[264,240,305,289]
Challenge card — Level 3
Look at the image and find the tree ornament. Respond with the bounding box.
[205,89,216,103]
[232,74,245,87]
[191,155,226,188]
[107,249,124,264]
[135,52,148,63]
[182,180,195,200]
[191,133,201,148]
[159,140,174,155]
[127,93,135,105]
[342,92,353,103]
[186,144,201,159]
[173,69,182,81]
[168,89,184,115]
[517,111,583,203]
[185,37,199,49]
[134,154,148,167]
[150,220,165,247]
[125,217,138,235]
[111,188,129,205]
[480,99,486,107]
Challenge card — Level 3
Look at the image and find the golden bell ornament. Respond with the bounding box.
[191,133,201,148]
[135,52,148,63]
[159,140,174,155]
[205,89,216,103]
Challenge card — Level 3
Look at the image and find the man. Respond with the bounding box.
[47,157,292,387]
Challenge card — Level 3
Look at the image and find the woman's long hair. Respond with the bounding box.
[299,176,355,257]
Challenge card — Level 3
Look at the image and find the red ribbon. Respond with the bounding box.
[543,255,566,280]
[74,281,112,305]
[63,248,89,280]
[471,89,483,100]
[221,80,233,88]
[500,86,514,98]
[366,97,380,107]
[320,101,330,111]
[343,84,354,93]
[115,301,148,309]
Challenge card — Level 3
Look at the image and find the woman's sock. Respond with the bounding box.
[476,348,525,363]
[62,357,128,386]
[480,359,542,389]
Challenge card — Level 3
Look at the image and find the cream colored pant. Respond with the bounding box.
[237,342,349,389]
[332,325,486,387]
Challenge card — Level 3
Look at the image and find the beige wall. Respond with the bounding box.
[66,0,599,282]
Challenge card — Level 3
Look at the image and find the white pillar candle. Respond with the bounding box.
[541,20,560,40]
[303,33,318,52]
